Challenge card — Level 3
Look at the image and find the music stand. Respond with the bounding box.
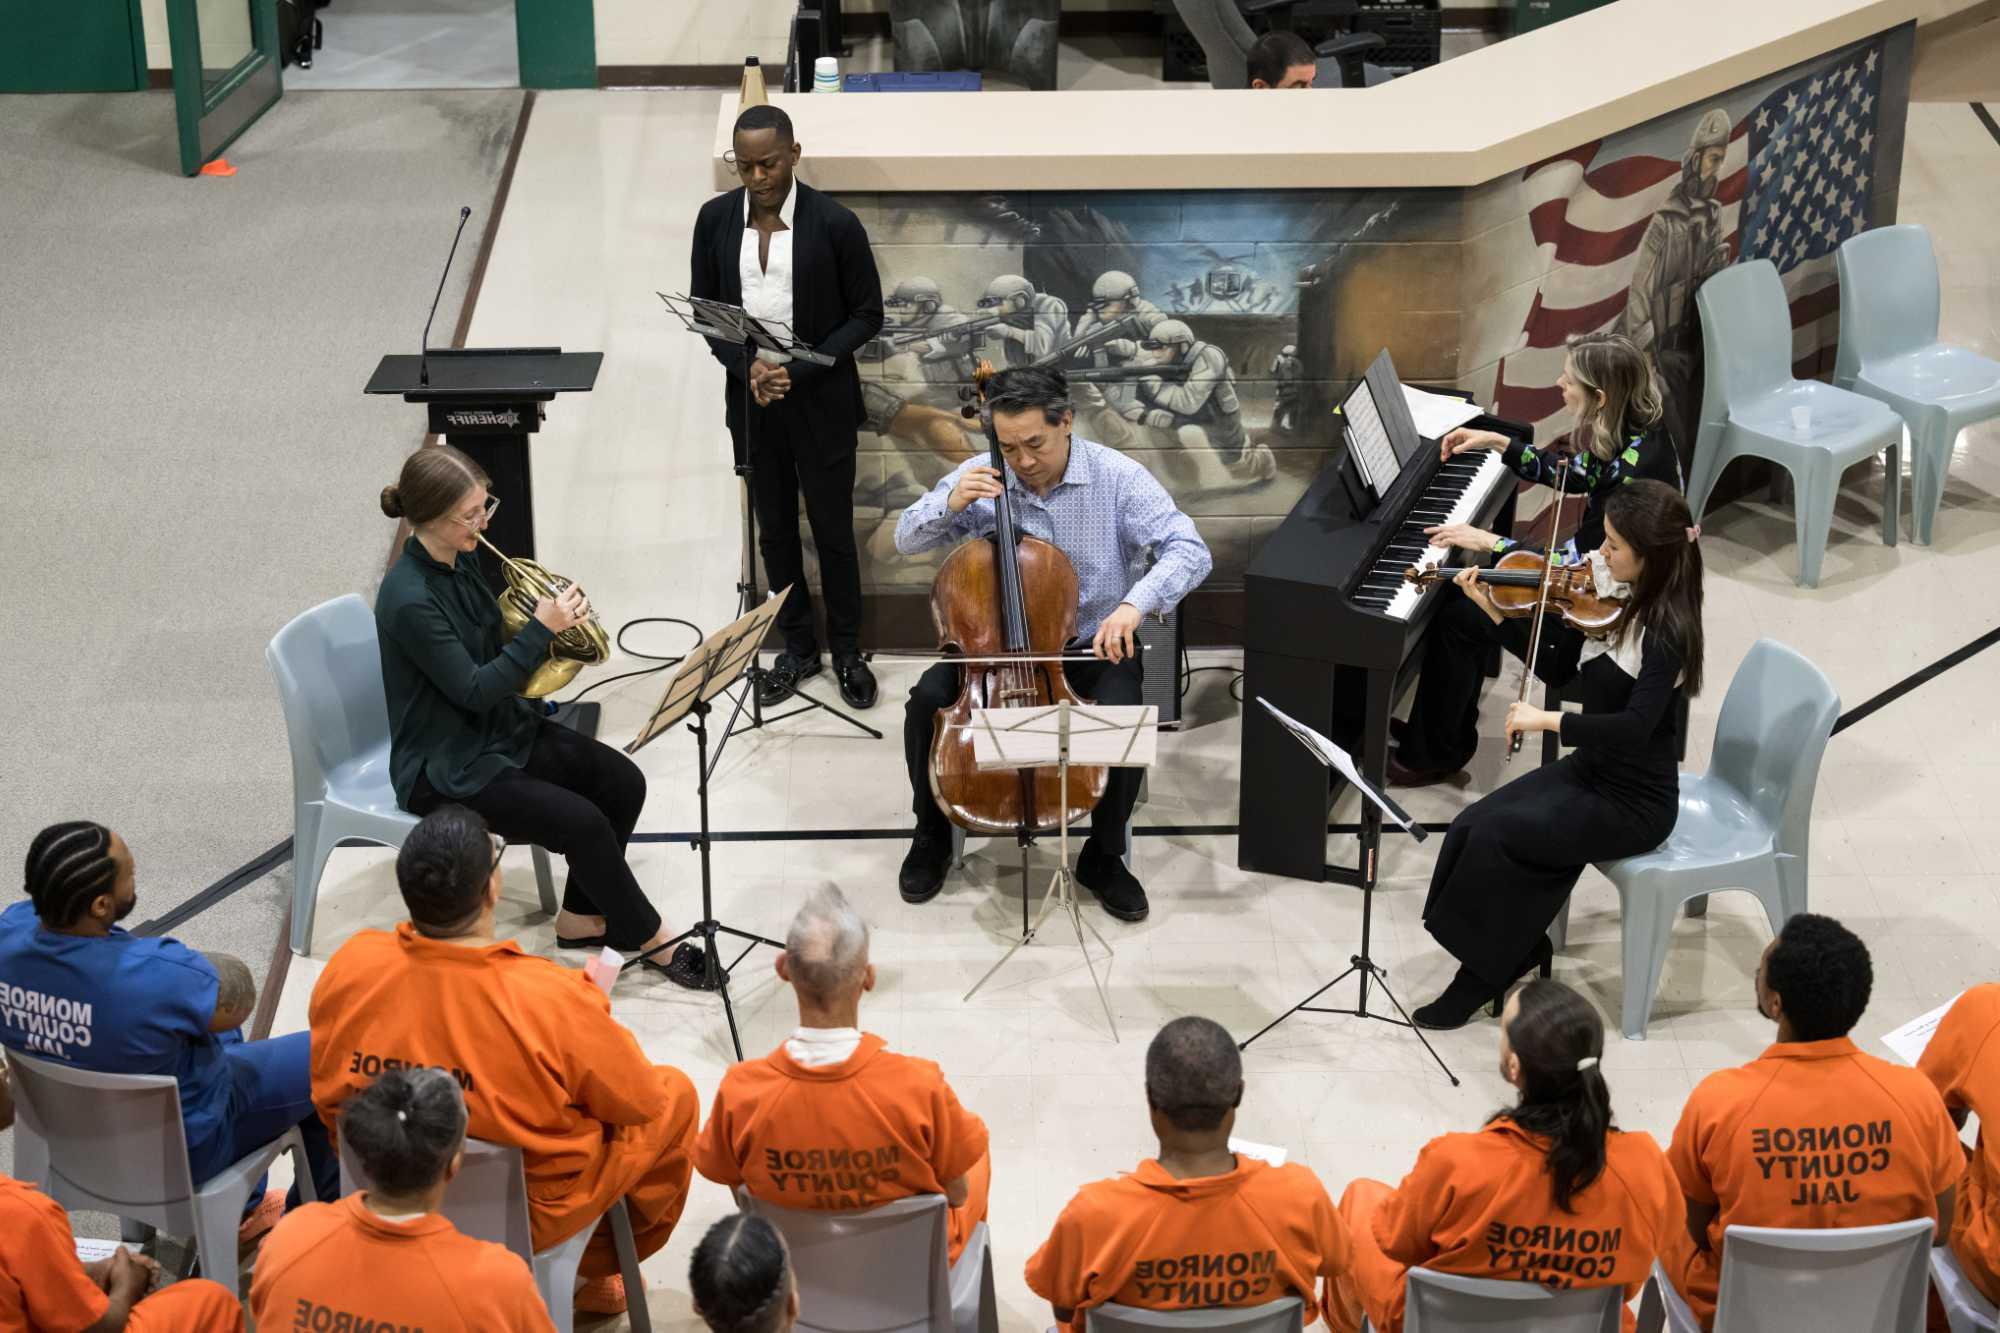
[1238,698,1458,1084]
[959,700,1158,1042]
[658,292,879,782]
[623,586,793,1061]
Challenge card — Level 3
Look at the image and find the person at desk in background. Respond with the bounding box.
[1329,980,1679,1333]
[1247,30,1319,89]
[0,821,339,1238]
[376,445,694,981]
[1919,984,2000,1310]
[1390,332,1684,787]
[1410,481,1702,1030]
[691,103,886,713]
[1662,915,1963,1330]
[893,366,1213,922]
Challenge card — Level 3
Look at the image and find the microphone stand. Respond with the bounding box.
[419,205,473,387]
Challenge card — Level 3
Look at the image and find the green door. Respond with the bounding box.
[0,0,147,92]
[167,0,282,176]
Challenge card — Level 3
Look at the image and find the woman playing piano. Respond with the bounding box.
[1387,333,1682,787]
[1410,480,1703,1030]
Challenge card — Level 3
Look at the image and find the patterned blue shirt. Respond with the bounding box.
[894,437,1213,638]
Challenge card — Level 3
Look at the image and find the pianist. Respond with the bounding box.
[1389,333,1683,786]
[893,366,1212,923]
[1411,480,1704,1030]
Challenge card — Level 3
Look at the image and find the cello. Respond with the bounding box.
[926,363,1109,835]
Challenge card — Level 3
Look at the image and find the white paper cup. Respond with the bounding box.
[1790,405,1812,434]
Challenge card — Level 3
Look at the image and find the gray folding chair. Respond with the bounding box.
[1089,1296,1304,1330]
[1835,223,2000,545]
[1546,638,1838,1038]
[737,1189,998,1333]
[1638,1219,1934,1333]
[4,1047,317,1300]
[268,593,555,955]
[1394,1268,1623,1332]
[1931,1247,2000,1333]
[1689,259,1903,587]
[340,1134,651,1331]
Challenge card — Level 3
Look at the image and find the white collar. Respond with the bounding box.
[744,182,797,228]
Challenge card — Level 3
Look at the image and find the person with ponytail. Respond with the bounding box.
[0,821,339,1234]
[251,1068,553,1332]
[1328,980,1680,1333]
[691,1214,799,1333]
[1411,479,1705,1029]
[1392,332,1684,786]
[376,444,700,983]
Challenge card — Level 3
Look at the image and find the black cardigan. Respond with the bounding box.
[688,181,885,458]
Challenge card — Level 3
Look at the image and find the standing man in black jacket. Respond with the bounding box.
[691,104,885,709]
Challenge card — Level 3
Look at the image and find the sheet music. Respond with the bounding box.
[1402,384,1484,440]
[1881,992,1965,1065]
[1256,697,1423,839]
[1341,379,1399,496]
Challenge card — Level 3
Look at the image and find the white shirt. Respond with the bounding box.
[740,183,796,364]
[784,1025,862,1068]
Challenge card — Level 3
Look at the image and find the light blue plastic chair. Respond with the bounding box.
[1391,1269,1622,1332]
[1931,1247,2000,1333]
[1548,639,1839,1040]
[1689,259,1903,587]
[1835,223,2000,545]
[1091,1297,1303,1330]
[4,1048,317,1301]
[1638,1220,1934,1333]
[267,594,555,955]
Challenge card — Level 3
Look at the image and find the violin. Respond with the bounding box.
[1403,551,1626,638]
[926,364,1108,835]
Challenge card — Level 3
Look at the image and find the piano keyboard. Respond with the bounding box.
[1351,449,1512,621]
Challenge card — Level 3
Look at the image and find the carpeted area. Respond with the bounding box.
[0,88,525,996]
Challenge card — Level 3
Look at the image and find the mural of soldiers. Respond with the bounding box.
[1126,320,1271,482]
[1618,107,1734,471]
[881,276,974,383]
[1068,270,1168,418]
[1270,343,1304,433]
[974,274,1068,366]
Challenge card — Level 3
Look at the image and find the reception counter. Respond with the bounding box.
[709,0,1921,644]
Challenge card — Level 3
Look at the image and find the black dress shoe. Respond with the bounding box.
[900,830,951,904]
[1386,750,1462,788]
[1075,842,1149,922]
[1411,965,1500,1030]
[832,652,878,709]
[757,652,822,707]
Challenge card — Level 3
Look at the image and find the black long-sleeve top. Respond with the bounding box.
[1555,629,1685,810]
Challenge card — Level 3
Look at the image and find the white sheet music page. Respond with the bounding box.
[1255,697,1418,836]
[1881,992,1966,1065]
[1342,381,1399,495]
[1402,384,1484,439]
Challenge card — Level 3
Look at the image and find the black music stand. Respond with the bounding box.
[658,293,881,781]
[1239,698,1459,1085]
[624,588,794,1062]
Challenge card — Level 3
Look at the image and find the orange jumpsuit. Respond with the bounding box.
[250,1193,555,1331]
[1026,1156,1353,1331]
[1665,1036,1966,1329]
[694,1033,991,1264]
[1919,984,2000,1307]
[1327,1118,1680,1333]
[0,1173,242,1331]
[308,923,699,1278]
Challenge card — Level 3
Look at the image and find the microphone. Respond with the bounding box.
[419,205,474,387]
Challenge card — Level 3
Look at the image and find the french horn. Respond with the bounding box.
[476,534,610,698]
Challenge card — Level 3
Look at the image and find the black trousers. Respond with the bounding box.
[1398,591,1583,773]
[904,650,1146,851]
[743,399,863,659]
[411,721,659,948]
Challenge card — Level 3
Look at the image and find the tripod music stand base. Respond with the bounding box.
[964,864,1119,1042]
[625,919,783,1061]
[1241,955,1458,1085]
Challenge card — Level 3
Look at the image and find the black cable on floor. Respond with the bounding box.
[553,615,705,706]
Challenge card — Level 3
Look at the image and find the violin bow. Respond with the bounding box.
[1509,442,1573,762]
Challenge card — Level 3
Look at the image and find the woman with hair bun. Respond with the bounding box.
[376,444,695,980]
[1328,980,1680,1333]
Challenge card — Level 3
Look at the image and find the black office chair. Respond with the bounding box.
[1170,0,1387,89]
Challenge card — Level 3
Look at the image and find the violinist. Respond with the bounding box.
[892,366,1213,921]
[1389,333,1682,786]
[1411,480,1703,1030]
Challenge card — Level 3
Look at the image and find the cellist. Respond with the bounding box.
[893,366,1212,922]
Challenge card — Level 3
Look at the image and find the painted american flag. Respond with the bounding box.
[1491,42,1884,436]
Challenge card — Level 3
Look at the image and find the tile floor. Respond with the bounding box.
[267,96,2000,1329]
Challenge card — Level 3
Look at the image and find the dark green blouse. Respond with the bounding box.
[375,537,555,806]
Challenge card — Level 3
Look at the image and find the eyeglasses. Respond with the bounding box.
[489,834,507,873]
[447,495,501,530]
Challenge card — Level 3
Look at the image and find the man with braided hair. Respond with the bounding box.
[0,821,339,1234]
[690,1213,800,1332]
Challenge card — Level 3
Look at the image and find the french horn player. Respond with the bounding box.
[375,445,697,981]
